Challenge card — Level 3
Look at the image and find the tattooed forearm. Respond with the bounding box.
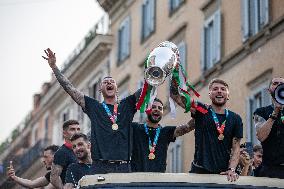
[174,119,195,137]
[53,67,85,110]
[229,137,241,169]
[50,164,63,189]
[170,79,179,95]
[254,115,267,131]
[254,114,274,142]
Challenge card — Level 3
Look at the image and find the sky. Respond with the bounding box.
[0,0,104,143]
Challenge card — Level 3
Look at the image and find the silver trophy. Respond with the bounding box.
[144,41,178,86]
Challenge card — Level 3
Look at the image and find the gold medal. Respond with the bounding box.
[218,134,224,140]
[112,123,118,130]
[148,152,155,160]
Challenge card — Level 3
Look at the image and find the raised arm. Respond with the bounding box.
[173,118,195,137]
[169,79,199,114]
[8,161,49,188]
[170,79,187,109]
[42,48,85,110]
[50,164,63,189]
[254,105,282,142]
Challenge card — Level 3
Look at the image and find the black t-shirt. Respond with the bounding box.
[44,168,51,183]
[65,163,91,187]
[53,144,77,184]
[83,90,140,161]
[131,122,176,172]
[254,105,284,166]
[192,103,243,173]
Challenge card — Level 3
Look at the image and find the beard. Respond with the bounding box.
[212,98,227,107]
[77,151,88,161]
[147,113,161,124]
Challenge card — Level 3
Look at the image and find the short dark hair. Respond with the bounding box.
[70,133,89,142]
[62,120,79,131]
[269,77,284,88]
[154,98,163,106]
[208,78,229,90]
[44,145,59,154]
[253,145,263,154]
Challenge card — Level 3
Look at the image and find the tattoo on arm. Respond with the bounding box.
[253,115,267,131]
[174,119,195,137]
[169,79,186,109]
[229,137,241,169]
[254,114,274,142]
[53,67,85,110]
[50,164,63,189]
[170,80,179,95]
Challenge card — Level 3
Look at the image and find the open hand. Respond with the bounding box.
[220,169,239,182]
[42,48,56,68]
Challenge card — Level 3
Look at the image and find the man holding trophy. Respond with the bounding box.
[132,41,196,172]
[170,72,243,181]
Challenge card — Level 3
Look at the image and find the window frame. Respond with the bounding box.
[168,138,183,173]
[117,16,131,65]
[246,81,271,145]
[168,0,185,16]
[201,9,221,72]
[241,0,269,41]
[141,0,156,42]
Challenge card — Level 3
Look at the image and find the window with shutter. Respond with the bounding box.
[141,0,156,41]
[168,138,182,173]
[241,0,269,41]
[201,9,221,72]
[247,83,271,145]
[118,16,131,65]
[169,0,185,15]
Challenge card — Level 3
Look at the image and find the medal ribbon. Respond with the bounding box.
[102,102,118,124]
[64,141,73,150]
[143,123,161,156]
[210,108,228,136]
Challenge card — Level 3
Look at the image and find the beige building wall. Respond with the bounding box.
[99,0,284,172]
[1,1,283,187]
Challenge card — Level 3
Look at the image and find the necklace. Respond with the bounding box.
[143,123,161,160]
[102,102,119,130]
[210,108,229,140]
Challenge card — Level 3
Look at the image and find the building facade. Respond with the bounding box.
[97,0,284,172]
[1,0,284,187]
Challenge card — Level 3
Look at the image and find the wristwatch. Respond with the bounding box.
[269,113,278,120]
[228,167,235,172]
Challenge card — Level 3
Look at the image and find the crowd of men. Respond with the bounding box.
[6,48,283,188]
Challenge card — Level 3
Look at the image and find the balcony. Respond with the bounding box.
[61,14,109,74]
[97,0,118,12]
